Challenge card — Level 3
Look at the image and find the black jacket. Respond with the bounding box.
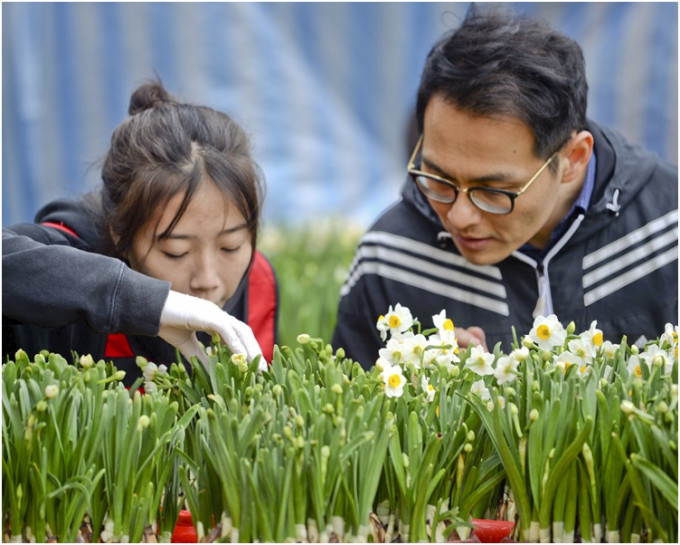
[333,121,678,369]
[2,199,278,384]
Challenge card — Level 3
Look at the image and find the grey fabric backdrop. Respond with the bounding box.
[2,2,677,228]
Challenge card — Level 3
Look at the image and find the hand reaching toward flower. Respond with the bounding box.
[454,326,488,352]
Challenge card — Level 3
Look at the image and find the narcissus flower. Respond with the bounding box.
[627,354,645,379]
[554,351,584,374]
[494,355,519,384]
[377,303,414,341]
[580,320,604,349]
[568,337,597,364]
[470,379,491,402]
[528,314,566,351]
[381,364,406,398]
[401,334,429,368]
[639,344,674,375]
[379,337,407,366]
[466,345,495,376]
[421,375,436,402]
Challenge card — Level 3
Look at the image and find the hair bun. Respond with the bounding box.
[128,81,176,115]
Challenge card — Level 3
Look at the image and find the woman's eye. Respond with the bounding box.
[221,245,241,254]
[163,251,188,259]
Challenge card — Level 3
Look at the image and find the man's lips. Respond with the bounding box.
[452,234,491,250]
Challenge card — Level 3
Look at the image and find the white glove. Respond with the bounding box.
[158,290,266,370]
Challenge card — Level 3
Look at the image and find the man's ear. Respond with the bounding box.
[561,130,594,184]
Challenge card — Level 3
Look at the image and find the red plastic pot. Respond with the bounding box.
[471,518,515,542]
[171,510,197,543]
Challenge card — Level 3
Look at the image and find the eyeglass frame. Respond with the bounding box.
[407,135,560,215]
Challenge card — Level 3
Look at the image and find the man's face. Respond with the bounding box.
[420,95,564,265]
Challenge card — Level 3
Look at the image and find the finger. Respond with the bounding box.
[228,317,265,363]
[455,328,482,349]
[467,326,488,351]
[176,334,209,368]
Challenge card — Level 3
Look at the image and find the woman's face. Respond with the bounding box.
[126,180,253,308]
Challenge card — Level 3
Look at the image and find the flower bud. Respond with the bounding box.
[137,415,150,432]
[464,443,473,453]
[509,402,519,416]
[657,401,669,414]
[45,384,59,399]
[620,400,635,414]
[295,415,305,428]
[36,400,47,412]
[80,354,95,369]
[324,403,334,415]
[272,384,283,397]
[335,347,346,360]
[402,453,409,468]
[297,334,311,345]
[331,383,343,395]
[34,353,46,367]
[652,355,665,368]
[529,409,539,422]
[283,426,293,439]
[630,345,639,355]
[467,430,475,442]
[566,321,576,335]
[449,365,460,378]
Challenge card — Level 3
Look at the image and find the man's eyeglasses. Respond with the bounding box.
[407,135,559,215]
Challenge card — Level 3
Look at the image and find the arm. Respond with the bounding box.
[3,226,264,365]
[2,226,167,335]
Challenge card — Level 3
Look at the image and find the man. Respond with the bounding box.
[332,9,678,369]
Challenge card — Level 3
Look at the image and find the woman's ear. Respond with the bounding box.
[109,225,125,258]
[561,130,594,184]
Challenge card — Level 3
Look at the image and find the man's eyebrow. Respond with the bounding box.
[422,156,517,184]
[158,222,249,240]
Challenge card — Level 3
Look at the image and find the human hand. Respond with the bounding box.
[158,290,266,370]
[454,326,488,352]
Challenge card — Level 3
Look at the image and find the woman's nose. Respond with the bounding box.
[189,254,220,293]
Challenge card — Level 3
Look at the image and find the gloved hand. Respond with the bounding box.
[158,290,266,371]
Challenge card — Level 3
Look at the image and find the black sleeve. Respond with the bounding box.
[2,226,170,336]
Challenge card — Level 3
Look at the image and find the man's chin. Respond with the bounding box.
[454,245,509,267]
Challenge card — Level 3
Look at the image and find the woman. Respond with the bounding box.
[2,82,278,384]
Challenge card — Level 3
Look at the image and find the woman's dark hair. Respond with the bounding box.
[91,80,263,260]
[415,7,588,161]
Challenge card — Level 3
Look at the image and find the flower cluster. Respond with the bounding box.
[374,305,678,408]
[375,304,461,397]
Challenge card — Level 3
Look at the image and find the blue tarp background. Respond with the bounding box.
[3,2,677,229]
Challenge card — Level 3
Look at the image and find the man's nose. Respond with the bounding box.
[447,191,483,230]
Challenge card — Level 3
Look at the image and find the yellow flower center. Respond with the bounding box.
[580,365,588,374]
[427,384,435,392]
[388,374,402,388]
[634,365,642,378]
[388,315,401,328]
[443,318,454,331]
[537,324,551,340]
[377,315,385,325]
[593,332,603,347]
